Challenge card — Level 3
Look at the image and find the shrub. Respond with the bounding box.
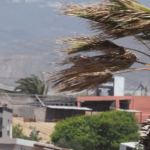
[13,124,23,138]
[13,124,42,142]
[51,110,140,150]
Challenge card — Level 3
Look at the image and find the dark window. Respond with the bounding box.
[0,108,3,113]
[7,130,10,136]
[126,147,135,150]
[0,132,2,137]
[7,120,10,136]
[0,118,3,126]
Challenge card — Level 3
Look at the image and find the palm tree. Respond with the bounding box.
[48,0,150,93]
[15,74,49,95]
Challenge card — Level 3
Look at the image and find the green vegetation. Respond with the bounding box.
[13,124,42,142]
[15,74,49,95]
[51,110,140,150]
[13,124,23,138]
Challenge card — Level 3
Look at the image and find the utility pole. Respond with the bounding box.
[145,86,147,96]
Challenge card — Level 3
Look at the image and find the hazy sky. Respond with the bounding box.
[0,0,149,92]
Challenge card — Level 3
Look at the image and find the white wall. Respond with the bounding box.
[119,142,137,150]
[114,76,125,96]
[2,108,13,138]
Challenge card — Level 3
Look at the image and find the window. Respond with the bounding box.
[7,120,10,136]
[0,118,2,126]
[126,147,136,150]
[0,108,3,113]
[0,131,2,137]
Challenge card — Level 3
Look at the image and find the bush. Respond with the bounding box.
[13,124,42,142]
[13,124,23,138]
[51,110,140,150]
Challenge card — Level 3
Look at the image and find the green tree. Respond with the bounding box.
[49,0,150,92]
[56,138,84,150]
[15,74,49,95]
[51,110,139,150]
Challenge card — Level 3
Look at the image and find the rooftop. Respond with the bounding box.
[47,105,92,111]
[117,109,142,113]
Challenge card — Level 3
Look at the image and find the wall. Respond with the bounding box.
[0,144,15,150]
[2,107,13,138]
[8,105,35,118]
[114,76,125,96]
[129,96,150,123]
[34,107,46,122]
[7,105,46,122]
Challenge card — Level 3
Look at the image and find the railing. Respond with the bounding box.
[0,93,77,106]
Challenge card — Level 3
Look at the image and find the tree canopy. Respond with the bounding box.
[15,74,48,95]
[51,110,140,150]
[48,0,150,93]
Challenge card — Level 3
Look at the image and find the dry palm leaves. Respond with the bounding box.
[49,50,138,92]
[59,0,150,38]
[48,0,150,93]
[58,50,137,72]
[58,36,123,55]
[49,71,113,92]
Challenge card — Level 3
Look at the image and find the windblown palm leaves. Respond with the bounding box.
[15,75,47,95]
[58,50,137,72]
[49,71,113,92]
[60,0,150,38]
[48,0,150,92]
[58,36,123,55]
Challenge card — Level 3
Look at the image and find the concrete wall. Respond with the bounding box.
[8,105,35,118]
[0,144,15,150]
[34,107,46,122]
[7,105,46,122]
[129,96,150,123]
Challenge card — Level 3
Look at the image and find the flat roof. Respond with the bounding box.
[47,105,92,111]
[117,109,141,113]
[120,142,138,148]
[0,138,70,150]
[0,83,15,91]
[0,138,34,147]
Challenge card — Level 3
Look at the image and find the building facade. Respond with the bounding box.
[0,107,13,138]
[77,96,150,123]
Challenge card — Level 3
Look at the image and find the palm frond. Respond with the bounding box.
[48,71,113,92]
[58,50,137,72]
[15,75,45,95]
[59,0,150,38]
[48,0,150,93]
[48,50,137,92]
[58,36,123,55]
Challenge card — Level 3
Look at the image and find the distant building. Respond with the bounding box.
[45,106,92,122]
[0,107,72,150]
[0,84,15,93]
[96,76,125,96]
[0,107,13,138]
[77,96,150,123]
